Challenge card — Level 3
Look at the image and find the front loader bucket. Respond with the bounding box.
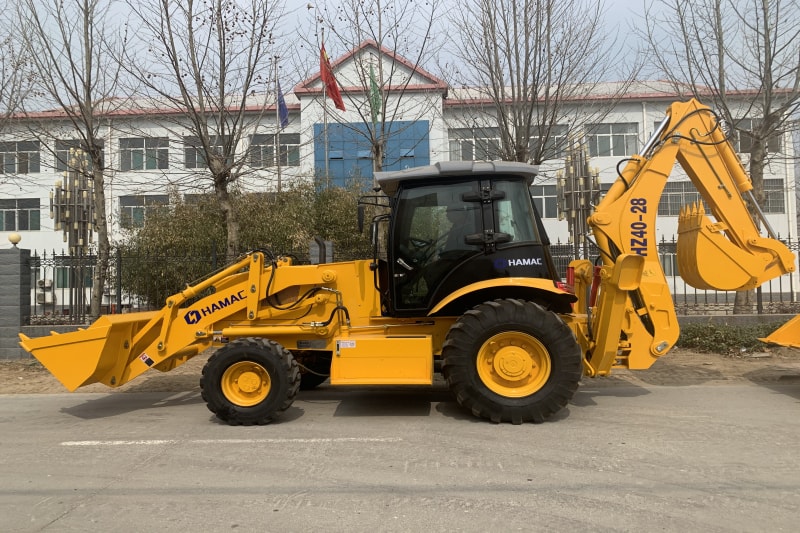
[19,311,159,391]
[760,315,800,349]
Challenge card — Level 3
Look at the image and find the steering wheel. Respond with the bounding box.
[403,234,449,265]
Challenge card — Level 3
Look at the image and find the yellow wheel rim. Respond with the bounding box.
[221,361,271,407]
[476,332,551,398]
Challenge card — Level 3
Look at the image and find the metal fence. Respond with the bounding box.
[28,248,221,325]
[29,249,95,325]
[550,236,800,315]
[26,244,350,325]
[26,238,800,325]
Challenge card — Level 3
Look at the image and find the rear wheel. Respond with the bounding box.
[201,338,300,425]
[441,299,581,424]
[293,350,331,390]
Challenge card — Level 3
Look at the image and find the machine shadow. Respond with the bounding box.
[300,383,456,418]
[743,368,800,400]
[569,378,651,407]
[61,391,204,420]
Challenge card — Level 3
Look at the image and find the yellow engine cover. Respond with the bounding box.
[330,335,433,385]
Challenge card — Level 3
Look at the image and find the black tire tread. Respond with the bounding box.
[441,298,581,424]
[200,338,300,426]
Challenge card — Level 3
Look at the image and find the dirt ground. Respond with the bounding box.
[2,347,800,395]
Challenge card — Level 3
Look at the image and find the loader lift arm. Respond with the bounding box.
[571,98,795,377]
[19,252,352,392]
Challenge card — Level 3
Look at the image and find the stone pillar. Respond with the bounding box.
[0,247,31,360]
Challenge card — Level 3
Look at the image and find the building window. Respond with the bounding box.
[119,194,169,229]
[249,133,300,168]
[0,198,41,231]
[56,140,104,172]
[448,128,502,161]
[734,119,782,154]
[55,266,93,289]
[586,123,638,157]
[0,141,40,174]
[657,179,784,215]
[120,137,169,171]
[530,184,557,218]
[659,241,678,277]
[657,181,701,216]
[184,136,231,169]
[763,178,785,214]
[529,125,569,160]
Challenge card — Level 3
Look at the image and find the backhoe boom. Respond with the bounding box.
[573,98,795,376]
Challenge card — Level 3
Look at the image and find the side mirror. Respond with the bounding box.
[357,204,365,233]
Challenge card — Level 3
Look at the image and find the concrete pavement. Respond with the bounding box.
[1,380,798,532]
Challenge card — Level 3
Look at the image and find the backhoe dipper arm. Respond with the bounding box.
[572,98,795,376]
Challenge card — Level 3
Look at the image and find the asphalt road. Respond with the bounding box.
[1,380,798,532]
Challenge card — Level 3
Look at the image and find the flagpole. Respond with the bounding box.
[274,57,282,193]
[322,30,329,186]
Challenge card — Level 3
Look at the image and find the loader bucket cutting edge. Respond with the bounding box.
[760,315,800,349]
[18,312,160,391]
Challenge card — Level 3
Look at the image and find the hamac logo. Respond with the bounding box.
[182,289,247,325]
[494,257,543,270]
[184,310,202,325]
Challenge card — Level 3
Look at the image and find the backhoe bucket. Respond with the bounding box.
[19,311,159,391]
[760,315,800,349]
[678,203,772,291]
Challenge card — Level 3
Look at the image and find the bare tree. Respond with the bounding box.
[448,0,637,164]
[124,0,287,261]
[0,30,29,134]
[17,0,125,318]
[640,0,800,312]
[309,0,444,176]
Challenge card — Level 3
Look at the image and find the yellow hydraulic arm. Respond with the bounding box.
[571,98,795,376]
[18,252,358,391]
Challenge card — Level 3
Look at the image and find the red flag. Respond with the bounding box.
[320,43,346,111]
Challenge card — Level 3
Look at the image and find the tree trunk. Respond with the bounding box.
[215,176,239,262]
[733,289,754,314]
[90,161,109,319]
[372,139,385,188]
[733,138,767,315]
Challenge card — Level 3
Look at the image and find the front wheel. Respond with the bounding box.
[441,299,581,424]
[201,338,300,425]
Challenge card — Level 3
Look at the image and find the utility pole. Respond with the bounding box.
[274,56,282,193]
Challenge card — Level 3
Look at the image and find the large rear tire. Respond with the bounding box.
[201,338,300,425]
[293,350,331,390]
[441,299,581,424]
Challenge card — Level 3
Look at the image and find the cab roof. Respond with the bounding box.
[374,161,540,196]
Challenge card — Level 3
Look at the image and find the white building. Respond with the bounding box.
[1,40,796,257]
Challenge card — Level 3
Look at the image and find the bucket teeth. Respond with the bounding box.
[678,200,706,231]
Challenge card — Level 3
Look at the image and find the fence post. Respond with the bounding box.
[116,248,122,313]
[0,246,31,359]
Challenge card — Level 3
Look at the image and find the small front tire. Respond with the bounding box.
[201,338,300,425]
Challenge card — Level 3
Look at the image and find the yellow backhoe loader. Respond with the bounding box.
[18,99,797,424]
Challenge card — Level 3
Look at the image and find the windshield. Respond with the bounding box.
[493,179,541,245]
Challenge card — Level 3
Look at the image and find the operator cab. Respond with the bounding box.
[372,161,562,317]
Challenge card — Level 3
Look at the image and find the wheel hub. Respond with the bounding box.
[477,332,551,398]
[221,361,272,407]
[237,371,262,393]
[492,344,535,380]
